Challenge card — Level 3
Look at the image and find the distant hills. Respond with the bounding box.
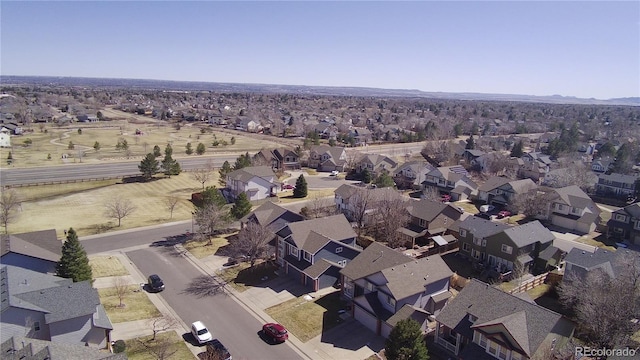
[1,75,638,106]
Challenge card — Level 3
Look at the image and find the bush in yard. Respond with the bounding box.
[112,340,126,353]
[385,318,429,360]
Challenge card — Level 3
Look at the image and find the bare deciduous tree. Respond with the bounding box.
[104,196,136,227]
[557,252,640,348]
[348,187,374,235]
[545,158,597,192]
[229,221,274,268]
[113,276,129,308]
[508,188,549,218]
[301,196,339,219]
[193,202,228,245]
[421,186,440,201]
[0,187,22,234]
[190,160,215,190]
[148,316,178,341]
[164,196,180,219]
[138,332,178,360]
[373,192,410,248]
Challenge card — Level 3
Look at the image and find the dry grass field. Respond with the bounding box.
[89,255,129,278]
[9,172,206,237]
[1,119,285,169]
[99,284,161,323]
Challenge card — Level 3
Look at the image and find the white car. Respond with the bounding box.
[330,170,339,176]
[191,321,213,344]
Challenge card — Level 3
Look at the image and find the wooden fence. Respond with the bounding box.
[507,271,563,294]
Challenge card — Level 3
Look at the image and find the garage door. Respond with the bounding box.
[354,305,378,334]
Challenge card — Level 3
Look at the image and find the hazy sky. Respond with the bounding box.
[2,1,638,100]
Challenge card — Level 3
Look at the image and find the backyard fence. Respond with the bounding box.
[507,271,563,295]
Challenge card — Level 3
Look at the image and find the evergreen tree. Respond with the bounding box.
[362,169,372,184]
[385,318,429,360]
[375,172,395,188]
[510,140,524,158]
[161,144,181,177]
[138,153,159,181]
[465,135,475,150]
[56,228,93,283]
[185,142,193,155]
[196,142,206,155]
[230,192,252,219]
[153,145,162,157]
[234,152,252,170]
[218,160,232,186]
[293,174,308,198]
[200,186,227,208]
[93,141,101,151]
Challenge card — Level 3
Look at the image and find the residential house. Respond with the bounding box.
[457,216,511,265]
[393,161,435,190]
[308,145,348,172]
[0,229,61,274]
[470,152,504,173]
[1,265,113,348]
[477,177,537,207]
[240,201,304,232]
[398,199,464,248]
[0,122,23,135]
[349,127,372,146]
[607,202,640,244]
[341,242,454,337]
[422,165,478,201]
[275,215,360,291]
[540,185,601,234]
[225,166,278,201]
[590,158,613,173]
[235,118,262,133]
[595,172,638,200]
[313,122,337,139]
[1,336,126,360]
[518,152,552,183]
[462,149,486,165]
[334,184,404,225]
[253,148,300,171]
[355,154,398,177]
[0,128,10,147]
[563,247,640,281]
[434,279,575,359]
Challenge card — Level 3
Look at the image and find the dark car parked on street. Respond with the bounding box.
[205,339,232,360]
[147,274,165,292]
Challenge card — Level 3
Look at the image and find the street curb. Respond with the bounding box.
[80,220,191,240]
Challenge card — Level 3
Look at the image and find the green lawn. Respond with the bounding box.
[265,291,347,342]
[217,261,279,292]
[98,285,161,323]
[89,255,129,278]
[124,331,194,360]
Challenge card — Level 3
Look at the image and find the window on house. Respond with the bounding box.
[473,237,482,246]
[471,249,481,259]
[615,214,627,222]
[498,346,508,360]
[556,204,565,211]
[462,243,471,252]
[33,321,40,332]
[336,247,343,253]
[303,251,312,262]
[501,244,513,254]
[366,281,375,292]
[479,332,487,348]
[343,281,353,297]
[488,341,498,356]
[614,227,624,234]
[289,246,299,257]
[571,207,581,215]
[482,239,486,247]
[460,229,467,237]
[468,314,478,323]
[386,294,396,307]
[419,219,426,227]
[338,260,347,267]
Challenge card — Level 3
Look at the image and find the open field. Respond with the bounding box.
[98,285,161,323]
[124,331,194,360]
[89,255,129,278]
[1,119,286,169]
[8,172,206,237]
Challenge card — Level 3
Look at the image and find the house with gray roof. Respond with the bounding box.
[457,216,512,264]
[397,199,464,248]
[340,242,453,337]
[538,185,601,234]
[355,153,398,177]
[1,266,113,349]
[275,215,360,291]
[307,145,347,172]
[334,184,405,226]
[518,151,552,183]
[225,165,279,201]
[393,161,435,190]
[422,165,477,201]
[240,201,304,233]
[607,202,640,245]
[595,172,638,200]
[563,247,640,281]
[1,229,61,274]
[253,148,300,171]
[477,177,537,207]
[2,336,126,360]
[434,279,574,359]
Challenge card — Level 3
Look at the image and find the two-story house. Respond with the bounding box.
[422,165,478,201]
[539,185,601,234]
[349,127,372,146]
[590,157,613,173]
[240,201,304,232]
[334,184,404,225]
[477,177,537,207]
[518,152,552,183]
[225,166,279,201]
[355,154,398,177]
[457,216,511,264]
[398,199,465,248]
[308,145,348,172]
[1,266,114,349]
[393,161,435,190]
[2,335,126,360]
[253,148,300,171]
[434,279,575,359]
[607,202,640,245]
[595,173,638,200]
[340,242,453,338]
[483,221,555,274]
[275,215,360,291]
[0,229,61,274]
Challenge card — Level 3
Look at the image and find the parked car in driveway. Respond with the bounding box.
[479,204,495,213]
[147,274,165,292]
[330,170,339,176]
[282,184,294,190]
[497,210,511,219]
[191,321,213,344]
[205,339,232,360]
[262,323,288,343]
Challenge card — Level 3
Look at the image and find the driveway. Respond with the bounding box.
[282,170,359,189]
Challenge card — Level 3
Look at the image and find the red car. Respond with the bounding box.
[441,194,451,203]
[262,323,288,343]
[282,184,295,190]
[497,210,512,219]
